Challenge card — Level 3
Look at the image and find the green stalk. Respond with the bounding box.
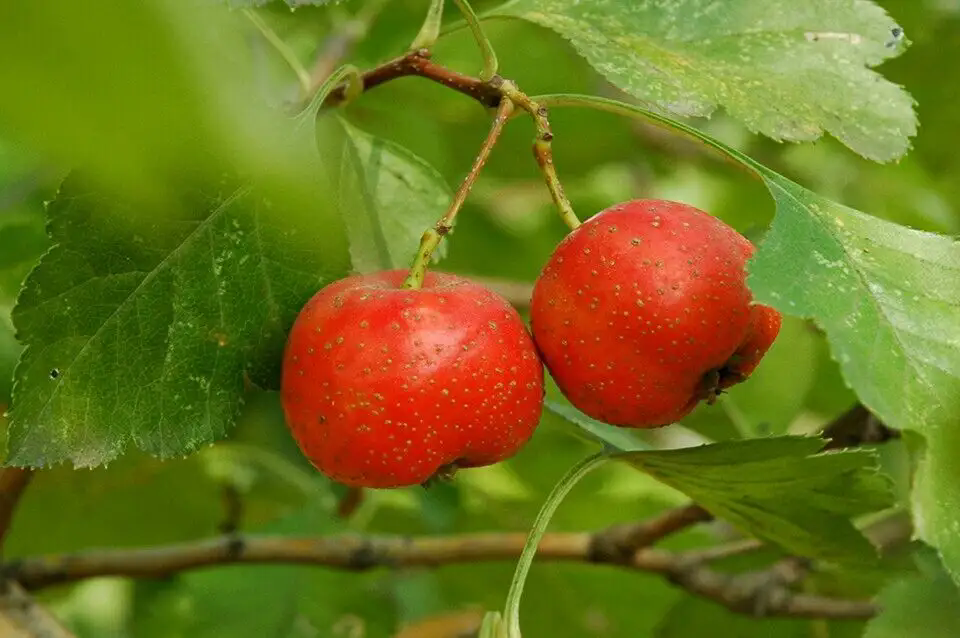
[503,453,609,637]
[402,97,515,289]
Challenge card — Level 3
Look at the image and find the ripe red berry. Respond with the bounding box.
[281,269,545,488]
[530,199,781,428]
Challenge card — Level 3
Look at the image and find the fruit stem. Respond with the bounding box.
[402,96,515,290]
[451,0,499,81]
[499,81,581,231]
[409,0,445,51]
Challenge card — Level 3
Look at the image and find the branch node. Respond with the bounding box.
[347,540,380,570]
[224,534,246,561]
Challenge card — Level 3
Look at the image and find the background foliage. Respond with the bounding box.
[1,0,958,636]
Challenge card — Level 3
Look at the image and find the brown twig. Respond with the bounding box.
[0,580,75,638]
[588,503,712,562]
[0,469,34,552]
[3,510,910,620]
[821,403,898,450]
[324,50,501,110]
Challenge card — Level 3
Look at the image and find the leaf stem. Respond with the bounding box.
[242,8,311,96]
[451,0,499,81]
[531,93,761,180]
[402,97,515,290]
[503,453,608,638]
[409,0,446,51]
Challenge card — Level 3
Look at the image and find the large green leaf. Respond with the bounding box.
[489,0,916,161]
[6,167,349,468]
[746,167,960,582]
[617,436,892,563]
[325,118,453,273]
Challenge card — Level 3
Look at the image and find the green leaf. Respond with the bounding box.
[863,549,960,638]
[0,210,47,403]
[490,0,916,161]
[616,436,893,562]
[545,399,652,452]
[326,118,453,273]
[1,0,360,468]
[5,168,349,468]
[746,170,960,581]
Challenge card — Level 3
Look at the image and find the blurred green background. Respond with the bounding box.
[0,0,953,636]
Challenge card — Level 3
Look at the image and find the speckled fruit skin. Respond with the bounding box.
[530,199,781,428]
[280,269,545,488]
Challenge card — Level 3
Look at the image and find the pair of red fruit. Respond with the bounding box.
[280,200,782,488]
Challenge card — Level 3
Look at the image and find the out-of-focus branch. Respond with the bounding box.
[323,50,501,110]
[3,511,910,620]
[589,503,711,562]
[0,580,75,638]
[821,403,898,450]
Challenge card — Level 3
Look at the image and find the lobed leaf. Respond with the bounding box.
[6,168,349,469]
[616,436,893,562]
[490,0,916,160]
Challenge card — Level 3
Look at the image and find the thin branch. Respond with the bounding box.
[3,522,892,620]
[684,537,764,564]
[589,503,712,562]
[0,580,75,638]
[0,469,33,551]
[821,403,898,450]
[323,50,501,110]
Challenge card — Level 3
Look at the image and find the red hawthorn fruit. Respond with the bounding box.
[530,199,781,428]
[280,269,545,488]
